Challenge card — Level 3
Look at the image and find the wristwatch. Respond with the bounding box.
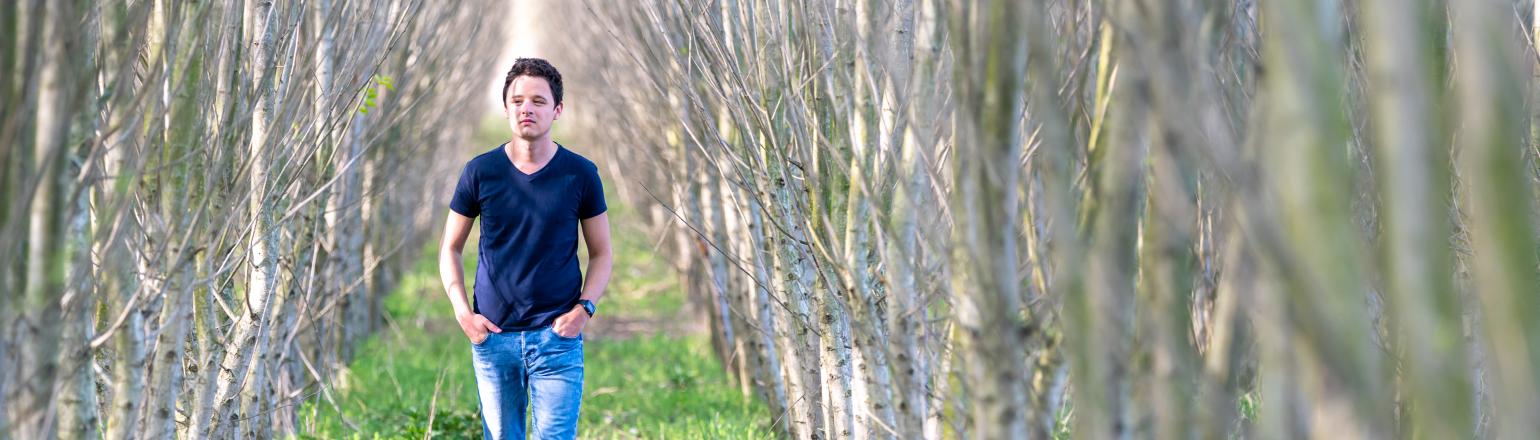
[577,299,595,317]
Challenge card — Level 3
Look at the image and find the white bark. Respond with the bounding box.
[1360,0,1470,436]
[1451,0,1540,435]
[948,0,1031,438]
[57,170,99,440]
[746,192,793,437]
[104,215,147,440]
[188,1,245,433]
[16,0,80,435]
[337,109,370,363]
[814,264,854,440]
[198,0,280,436]
[144,267,194,439]
[56,3,105,438]
[767,206,825,438]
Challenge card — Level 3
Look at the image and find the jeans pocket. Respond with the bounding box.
[471,332,492,347]
[548,326,581,341]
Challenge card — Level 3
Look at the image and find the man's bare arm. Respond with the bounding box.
[552,212,612,337]
[578,212,614,303]
[441,211,501,342]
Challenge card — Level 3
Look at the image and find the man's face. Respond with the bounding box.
[504,75,562,141]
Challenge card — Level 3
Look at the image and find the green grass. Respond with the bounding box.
[585,231,685,322]
[296,206,771,439]
[578,334,772,439]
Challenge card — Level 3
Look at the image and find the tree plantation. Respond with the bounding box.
[6,0,1540,439]
[2,0,501,437]
[568,0,1540,438]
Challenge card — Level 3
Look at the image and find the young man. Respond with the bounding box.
[439,58,612,440]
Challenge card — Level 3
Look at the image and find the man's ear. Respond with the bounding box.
[553,102,564,120]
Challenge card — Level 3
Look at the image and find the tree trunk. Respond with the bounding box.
[1360,0,1471,437]
[947,0,1030,438]
[16,0,82,436]
[1259,0,1388,435]
[745,192,792,438]
[198,0,280,436]
[1451,0,1540,435]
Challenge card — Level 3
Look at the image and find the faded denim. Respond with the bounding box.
[470,325,584,439]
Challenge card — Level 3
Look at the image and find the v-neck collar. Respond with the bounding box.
[502,142,563,179]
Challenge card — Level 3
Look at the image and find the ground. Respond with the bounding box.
[294,202,772,439]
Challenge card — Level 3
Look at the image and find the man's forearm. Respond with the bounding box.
[440,248,474,317]
[580,252,613,302]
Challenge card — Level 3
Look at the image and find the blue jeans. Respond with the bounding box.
[470,325,584,439]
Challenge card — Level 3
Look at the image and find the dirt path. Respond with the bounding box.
[583,308,706,340]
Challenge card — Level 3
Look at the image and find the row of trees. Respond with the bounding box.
[1,0,504,438]
[562,0,1540,438]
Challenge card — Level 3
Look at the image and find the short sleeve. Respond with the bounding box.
[449,163,480,218]
[578,166,607,219]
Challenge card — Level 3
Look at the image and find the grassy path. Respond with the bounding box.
[297,217,771,439]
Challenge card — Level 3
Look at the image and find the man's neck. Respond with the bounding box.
[505,137,557,164]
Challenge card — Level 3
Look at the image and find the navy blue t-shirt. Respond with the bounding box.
[449,143,607,330]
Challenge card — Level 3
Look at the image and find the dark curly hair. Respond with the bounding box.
[502,58,563,107]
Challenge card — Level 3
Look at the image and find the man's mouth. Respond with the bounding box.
[520,119,535,124]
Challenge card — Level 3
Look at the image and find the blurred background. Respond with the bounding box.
[6,0,1540,438]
